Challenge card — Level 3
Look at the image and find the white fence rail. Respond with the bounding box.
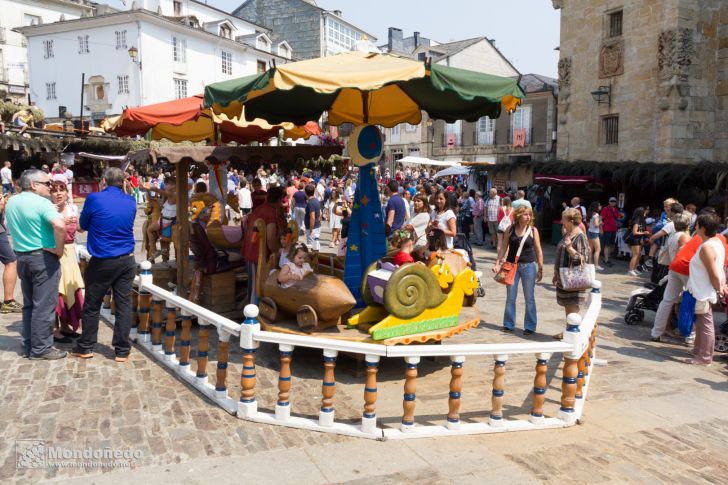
[103,261,603,440]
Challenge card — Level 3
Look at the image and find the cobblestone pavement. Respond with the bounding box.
[1,208,727,484]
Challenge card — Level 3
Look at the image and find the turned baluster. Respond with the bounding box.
[130,290,139,341]
[103,289,112,309]
[178,309,192,368]
[560,356,579,423]
[529,353,551,424]
[447,356,465,430]
[576,352,588,399]
[215,330,231,399]
[137,261,153,345]
[275,344,294,421]
[401,356,419,432]
[319,349,338,427]
[196,320,210,386]
[490,354,508,427]
[361,354,380,435]
[163,306,177,362]
[151,298,164,352]
[238,305,261,418]
[136,291,151,344]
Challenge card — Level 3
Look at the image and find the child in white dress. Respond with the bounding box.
[277,244,313,288]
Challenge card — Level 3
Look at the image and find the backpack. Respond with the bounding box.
[497,208,513,232]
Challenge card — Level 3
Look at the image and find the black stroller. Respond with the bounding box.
[624,276,668,325]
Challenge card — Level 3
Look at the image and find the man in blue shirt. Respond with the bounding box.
[72,167,137,362]
[385,180,406,234]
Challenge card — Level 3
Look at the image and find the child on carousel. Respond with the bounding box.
[142,176,177,262]
[277,244,313,289]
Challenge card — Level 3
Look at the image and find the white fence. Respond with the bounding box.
[103,261,602,441]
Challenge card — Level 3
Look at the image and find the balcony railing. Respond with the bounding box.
[0,28,7,44]
[508,128,533,146]
[0,68,8,83]
[476,130,495,146]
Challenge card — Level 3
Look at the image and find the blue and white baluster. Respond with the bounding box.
[275,344,294,422]
[447,355,465,430]
[361,354,380,435]
[238,305,260,418]
[529,353,551,425]
[490,354,508,427]
[560,313,582,424]
[401,356,420,432]
[319,349,338,427]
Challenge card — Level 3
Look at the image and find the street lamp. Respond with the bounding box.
[127,46,141,69]
[591,85,611,106]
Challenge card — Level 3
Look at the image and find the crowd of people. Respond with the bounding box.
[0,158,726,368]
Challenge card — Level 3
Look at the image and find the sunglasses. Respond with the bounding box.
[37,181,52,187]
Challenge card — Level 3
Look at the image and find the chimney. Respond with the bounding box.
[388,27,403,52]
[413,31,420,48]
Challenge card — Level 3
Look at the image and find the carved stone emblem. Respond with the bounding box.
[657,28,694,82]
[599,40,624,78]
[558,57,572,89]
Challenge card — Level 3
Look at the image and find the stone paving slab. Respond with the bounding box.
[0,210,727,483]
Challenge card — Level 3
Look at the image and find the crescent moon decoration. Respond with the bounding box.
[343,125,387,306]
[349,124,383,167]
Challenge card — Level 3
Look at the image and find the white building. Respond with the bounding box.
[17,0,291,123]
[0,0,94,102]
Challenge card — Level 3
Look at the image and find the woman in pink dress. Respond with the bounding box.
[51,181,85,343]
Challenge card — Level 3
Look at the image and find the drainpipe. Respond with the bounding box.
[136,20,143,106]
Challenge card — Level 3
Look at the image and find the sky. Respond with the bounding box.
[107,0,561,76]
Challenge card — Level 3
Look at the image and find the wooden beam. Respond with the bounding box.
[176,160,190,298]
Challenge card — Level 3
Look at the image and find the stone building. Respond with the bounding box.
[232,0,375,60]
[552,0,728,163]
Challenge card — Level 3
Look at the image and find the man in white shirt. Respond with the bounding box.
[485,188,501,248]
[1,161,13,195]
[315,179,326,202]
[238,179,252,215]
[569,197,586,219]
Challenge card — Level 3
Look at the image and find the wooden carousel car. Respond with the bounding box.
[254,219,356,331]
[347,260,479,341]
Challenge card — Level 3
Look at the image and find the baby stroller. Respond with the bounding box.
[716,320,728,353]
[624,276,668,325]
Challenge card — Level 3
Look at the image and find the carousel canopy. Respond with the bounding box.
[204,52,525,127]
[105,94,320,143]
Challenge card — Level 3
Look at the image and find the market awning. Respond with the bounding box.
[434,165,471,178]
[398,156,458,167]
[534,174,595,185]
[76,152,127,161]
[106,95,320,143]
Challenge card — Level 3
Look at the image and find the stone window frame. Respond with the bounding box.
[174,78,188,99]
[601,114,619,145]
[221,50,232,75]
[257,60,267,74]
[45,81,56,100]
[604,7,623,40]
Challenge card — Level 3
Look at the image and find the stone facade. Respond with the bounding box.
[553,0,728,163]
[233,0,322,60]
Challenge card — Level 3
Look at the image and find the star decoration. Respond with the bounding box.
[361,195,369,206]
[350,244,359,252]
[373,213,380,219]
[353,203,359,209]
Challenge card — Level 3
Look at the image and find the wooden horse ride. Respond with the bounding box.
[254,219,356,331]
[189,192,243,250]
[144,198,178,262]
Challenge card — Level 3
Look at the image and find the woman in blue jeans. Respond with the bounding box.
[493,205,544,335]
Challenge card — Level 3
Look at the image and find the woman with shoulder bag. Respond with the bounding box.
[553,208,591,339]
[493,205,544,335]
[496,196,513,254]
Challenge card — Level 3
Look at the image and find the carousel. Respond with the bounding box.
[200,49,525,345]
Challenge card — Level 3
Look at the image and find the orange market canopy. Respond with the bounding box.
[105,94,320,143]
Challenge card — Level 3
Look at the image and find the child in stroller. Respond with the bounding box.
[624,276,668,325]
